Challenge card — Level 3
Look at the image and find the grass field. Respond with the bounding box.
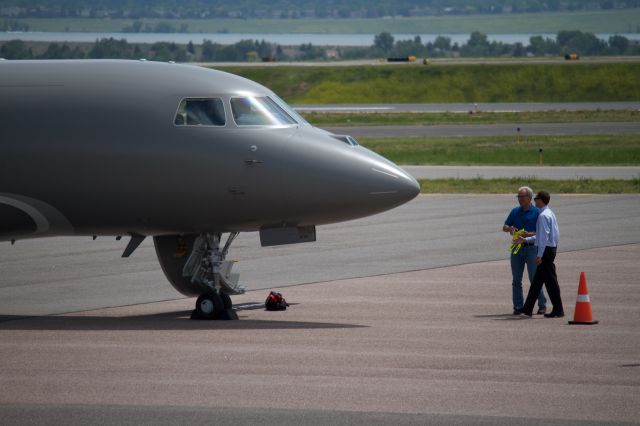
[219,63,640,104]
[360,135,640,165]
[418,177,640,193]
[14,9,640,33]
[302,110,640,126]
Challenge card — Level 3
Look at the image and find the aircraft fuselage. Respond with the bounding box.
[0,60,419,241]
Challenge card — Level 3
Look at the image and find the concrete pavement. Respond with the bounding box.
[1,194,639,424]
[0,244,638,424]
[402,165,640,180]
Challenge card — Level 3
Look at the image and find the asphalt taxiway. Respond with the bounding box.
[1,195,639,316]
[1,195,639,424]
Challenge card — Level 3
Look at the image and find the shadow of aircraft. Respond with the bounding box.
[0,307,366,331]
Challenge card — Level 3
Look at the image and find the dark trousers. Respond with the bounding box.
[523,246,564,314]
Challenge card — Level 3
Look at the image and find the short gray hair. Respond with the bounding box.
[518,186,533,198]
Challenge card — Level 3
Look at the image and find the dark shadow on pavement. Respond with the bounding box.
[233,302,300,311]
[474,313,516,318]
[0,315,35,323]
[474,313,535,321]
[0,310,367,331]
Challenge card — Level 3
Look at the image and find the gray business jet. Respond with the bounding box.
[0,59,419,319]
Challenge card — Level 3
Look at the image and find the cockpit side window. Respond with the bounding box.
[174,98,225,126]
[230,96,297,126]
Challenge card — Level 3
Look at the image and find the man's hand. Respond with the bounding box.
[514,235,526,244]
[503,225,516,235]
[535,256,542,265]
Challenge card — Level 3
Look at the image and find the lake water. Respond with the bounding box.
[2,32,639,46]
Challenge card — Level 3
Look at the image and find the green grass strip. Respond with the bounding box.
[360,135,640,166]
[418,177,640,194]
[220,63,640,104]
[303,110,640,126]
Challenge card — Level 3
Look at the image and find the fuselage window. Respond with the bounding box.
[230,96,297,126]
[174,98,225,126]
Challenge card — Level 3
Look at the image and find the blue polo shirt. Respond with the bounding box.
[504,205,539,232]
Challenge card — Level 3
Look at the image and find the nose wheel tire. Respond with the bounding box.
[191,291,239,320]
[194,292,223,320]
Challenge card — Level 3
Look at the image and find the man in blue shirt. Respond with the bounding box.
[517,191,564,318]
[503,186,547,315]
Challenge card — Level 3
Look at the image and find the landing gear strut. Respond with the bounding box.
[183,232,244,320]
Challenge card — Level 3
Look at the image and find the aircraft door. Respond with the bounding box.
[223,127,292,227]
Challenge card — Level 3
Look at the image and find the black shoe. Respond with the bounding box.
[536,308,547,315]
[544,311,565,318]
[513,308,523,315]
[521,310,532,317]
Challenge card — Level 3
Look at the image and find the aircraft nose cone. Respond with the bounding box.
[371,166,420,198]
[282,133,420,225]
[403,173,421,199]
[362,152,421,210]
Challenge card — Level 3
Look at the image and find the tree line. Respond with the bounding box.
[2,0,640,19]
[366,30,640,58]
[1,31,639,61]
[0,38,279,62]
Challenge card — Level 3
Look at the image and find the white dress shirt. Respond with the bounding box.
[525,205,559,257]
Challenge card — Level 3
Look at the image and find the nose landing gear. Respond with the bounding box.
[183,232,244,320]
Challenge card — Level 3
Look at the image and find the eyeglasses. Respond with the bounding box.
[517,195,529,198]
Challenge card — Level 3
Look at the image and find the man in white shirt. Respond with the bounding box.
[515,191,564,318]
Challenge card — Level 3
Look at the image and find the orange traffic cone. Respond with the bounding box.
[568,272,599,325]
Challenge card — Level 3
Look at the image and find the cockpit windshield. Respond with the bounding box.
[230,96,298,126]
[270,94,309,125]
